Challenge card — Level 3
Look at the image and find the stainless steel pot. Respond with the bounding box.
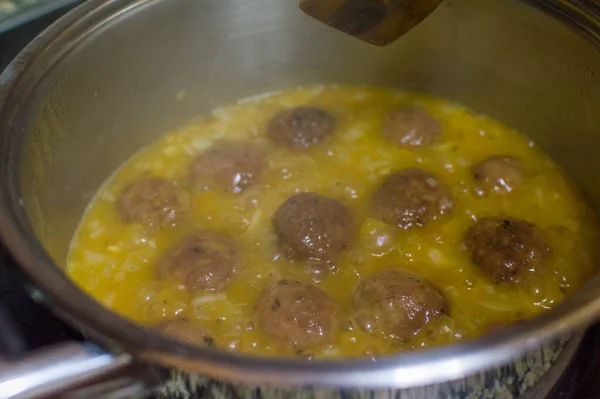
[0,0,599,398]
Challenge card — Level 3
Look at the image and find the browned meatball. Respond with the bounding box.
[381,106,442,147]
[352,269,448,340]
[155,319,214,346]
[472,156,523,194]
[266,107,336,151]
[156,231,240,292]
[190,142,266,194]
[273,193,354,264]
[117,178,190,228]
[464,217,550,284]
[371,169,454,230]
[254,280,340,351]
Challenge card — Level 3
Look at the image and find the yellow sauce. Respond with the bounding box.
[67,86,599,359]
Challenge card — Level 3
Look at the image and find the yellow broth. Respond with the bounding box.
[67,86,599,359]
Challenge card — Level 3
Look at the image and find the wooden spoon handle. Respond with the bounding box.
[299,0,444,46]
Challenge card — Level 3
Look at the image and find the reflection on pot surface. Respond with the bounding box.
[67,86,600,359]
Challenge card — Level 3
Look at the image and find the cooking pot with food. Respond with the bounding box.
[0,0,599,398]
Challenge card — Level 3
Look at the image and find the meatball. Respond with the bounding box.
[254,280,340,351]
[472,156,523,194]
[117,178,190,228]
[273,192,354,264]
[352,269,448,340]
[155,319,214,346]
[266,107,336,151]
[371,169,454,230]
[464,217,550,284]
[156,231,240,292]
[381,106,442,147]
[190,142,266,194]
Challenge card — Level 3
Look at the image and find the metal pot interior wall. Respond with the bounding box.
[12,0,600,266]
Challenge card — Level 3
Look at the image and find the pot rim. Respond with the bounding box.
[0,0,599,389]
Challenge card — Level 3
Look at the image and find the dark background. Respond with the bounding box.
[0,3,599,398]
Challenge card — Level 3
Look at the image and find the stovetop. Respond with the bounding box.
[0,4,600,399]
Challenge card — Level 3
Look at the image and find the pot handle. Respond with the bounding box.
[0,342,135,399]
[0,300,155,399]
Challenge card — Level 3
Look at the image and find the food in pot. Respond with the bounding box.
[381,105,442,147]
[266,106,336,151]
[370,168,454,230]
[472,155,523,195]
[352,268,448,340]
[254,280,340,351]
[273,192,354,265]
[464,217,550,284]
[190,142,266,194]
[68,86,599,359]
[156,231,240,292]
[117,177,190,228]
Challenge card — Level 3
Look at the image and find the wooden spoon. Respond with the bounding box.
[299,0,444,46]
